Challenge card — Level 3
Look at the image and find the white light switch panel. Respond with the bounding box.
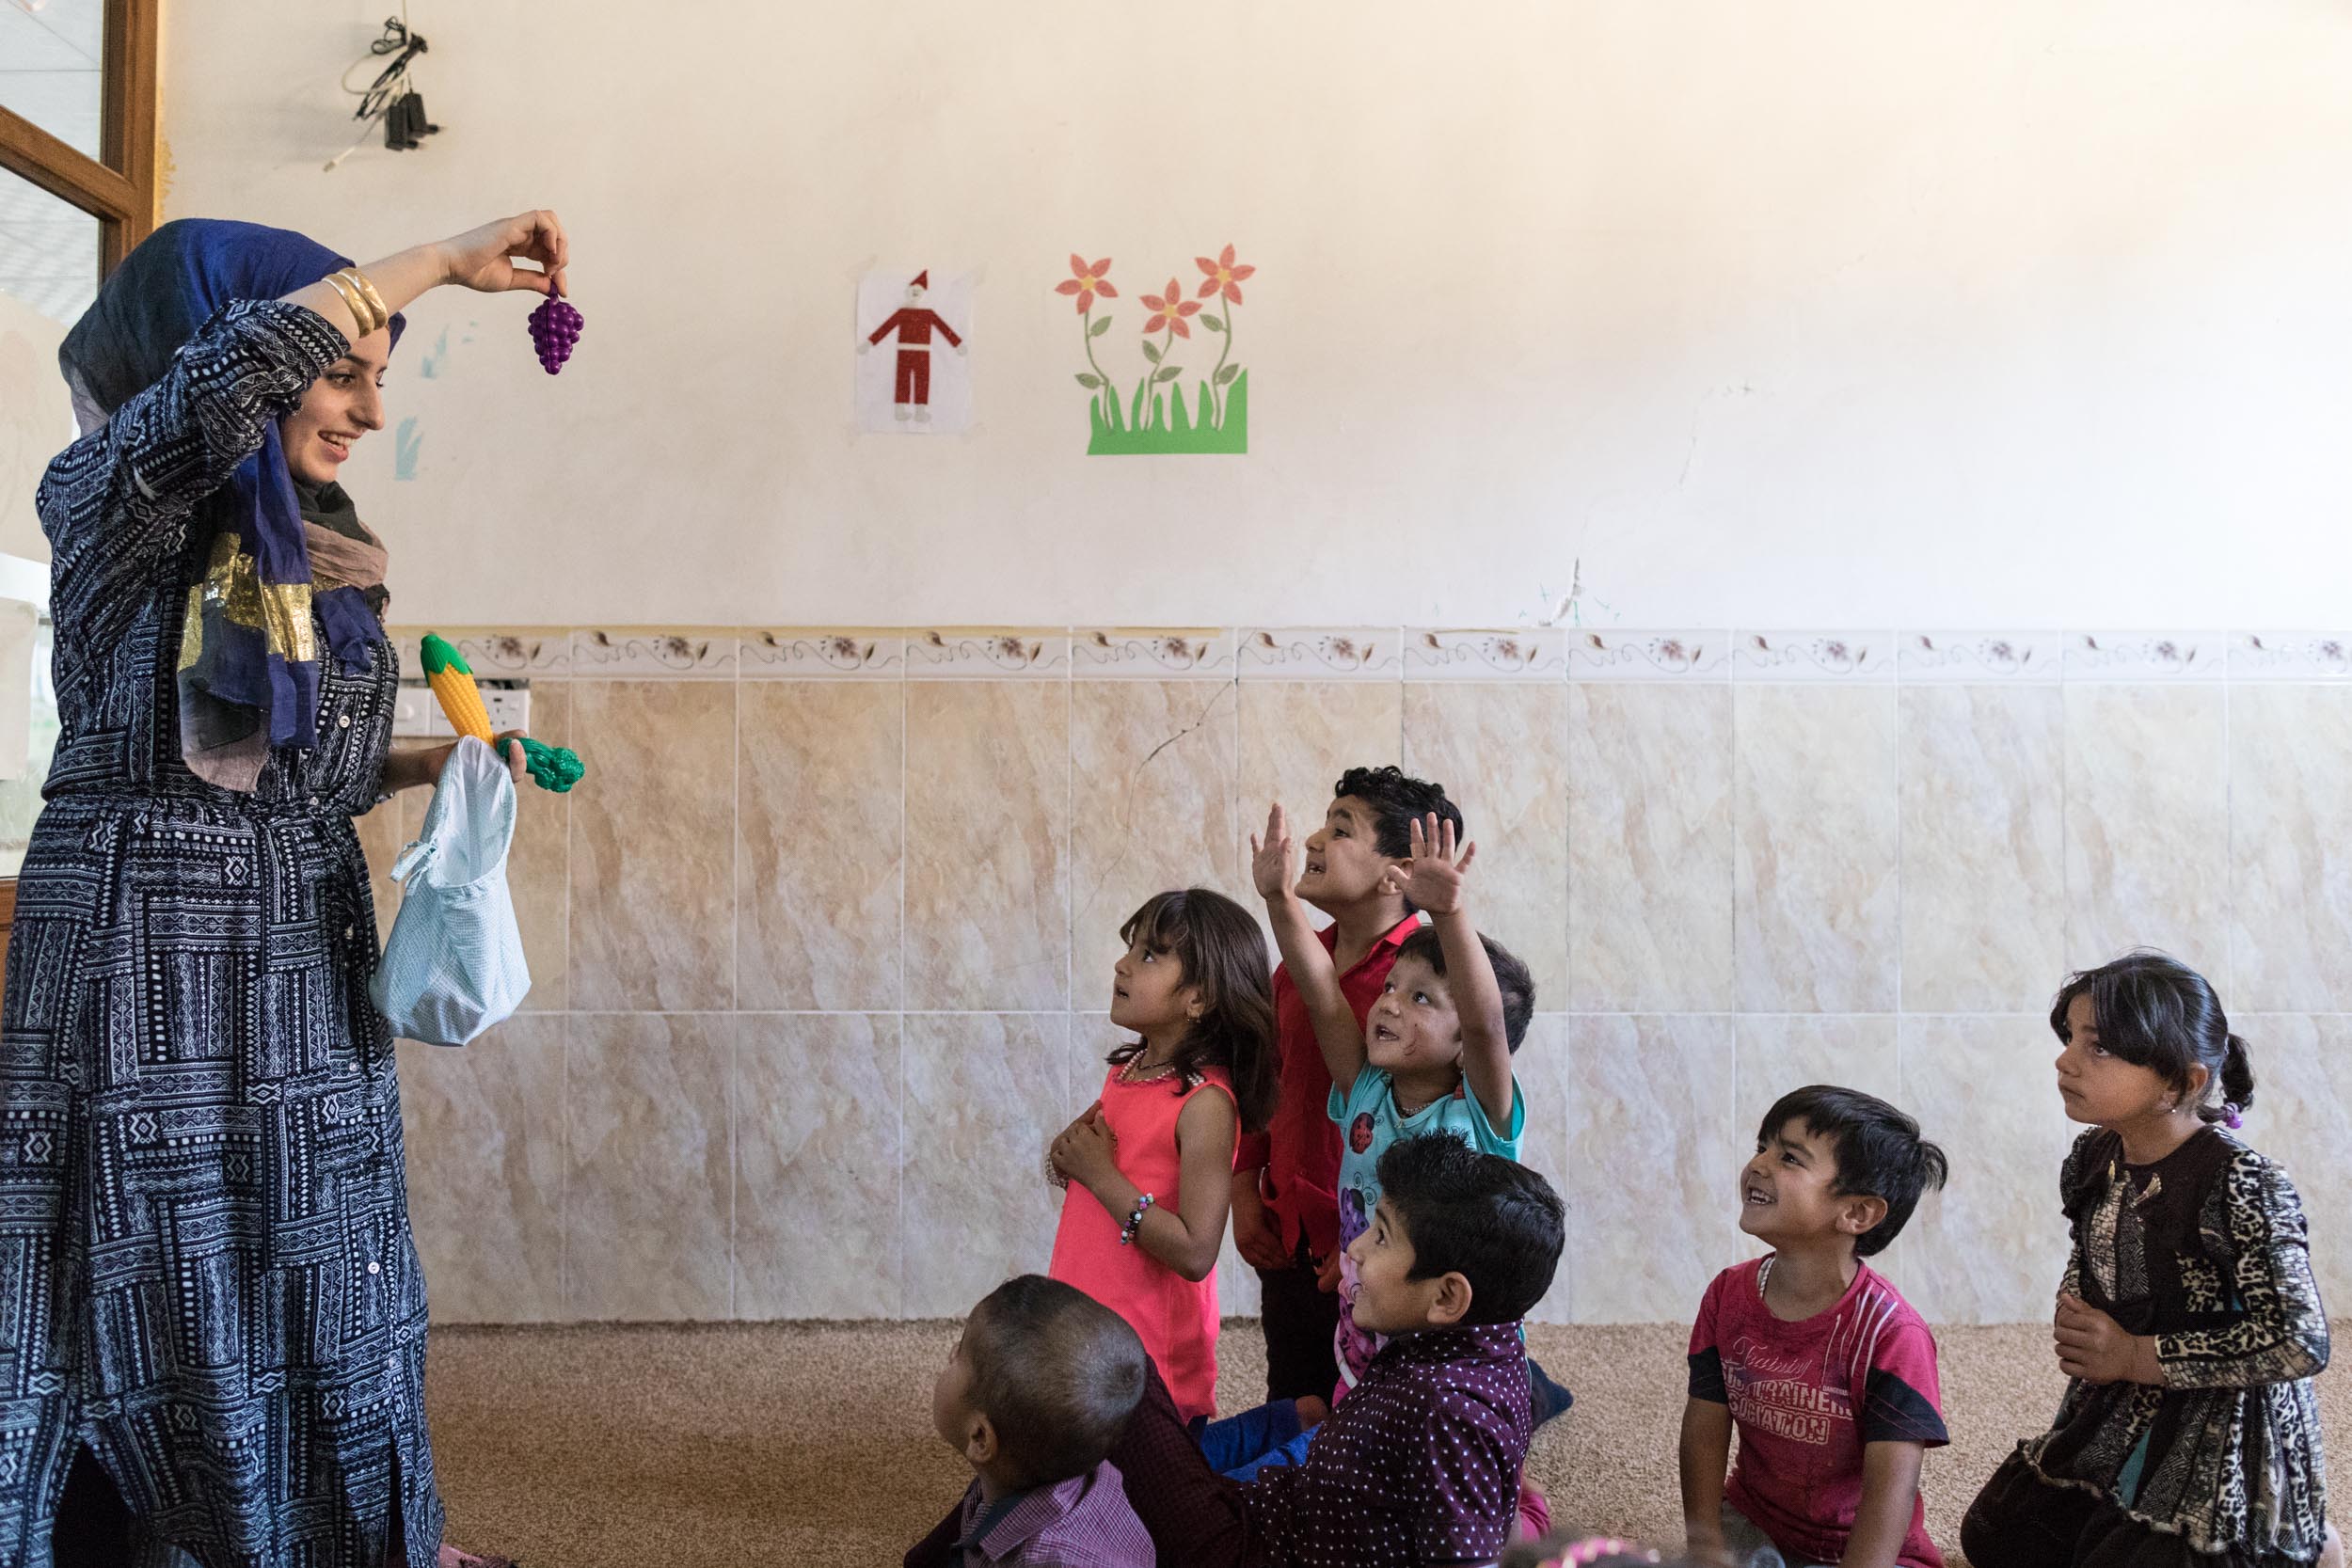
[391,685,446,738]
[483,688,532,735]
[391,682,530,739]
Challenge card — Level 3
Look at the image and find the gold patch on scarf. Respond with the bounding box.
[259,581,317,664]
[179,583,205,672]
[196,531,319,665]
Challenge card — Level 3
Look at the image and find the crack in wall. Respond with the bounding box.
[1072,674,1241,935]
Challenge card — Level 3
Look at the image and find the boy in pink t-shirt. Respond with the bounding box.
[1680,1086,1952,1568]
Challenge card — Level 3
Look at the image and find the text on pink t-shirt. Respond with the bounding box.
[1687,1256,1948,1568]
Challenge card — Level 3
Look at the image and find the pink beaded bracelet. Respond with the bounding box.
[1543,1540,1661,1566]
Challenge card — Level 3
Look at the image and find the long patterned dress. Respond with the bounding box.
[0,300,438,1567]
[2001,1126,2330,1562]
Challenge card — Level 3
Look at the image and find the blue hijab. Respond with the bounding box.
[58,218,404,779]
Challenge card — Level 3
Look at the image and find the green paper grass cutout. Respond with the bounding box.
[1087,372,1249,455]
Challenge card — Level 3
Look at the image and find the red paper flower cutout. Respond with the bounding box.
[1194,244,1256,304]
[1054,255,1118,313]
[1141,278,1202,338]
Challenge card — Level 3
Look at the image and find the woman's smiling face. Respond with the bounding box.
[280,328,391,485]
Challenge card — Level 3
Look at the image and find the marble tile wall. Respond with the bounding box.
[373,626,2352,1328]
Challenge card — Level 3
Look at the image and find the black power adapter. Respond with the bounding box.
[385,90,441,151]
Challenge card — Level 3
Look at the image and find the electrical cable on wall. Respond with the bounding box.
[324,9,442,172]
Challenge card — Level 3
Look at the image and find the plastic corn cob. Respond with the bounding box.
[421,634,493,743]
[418,633,586,794]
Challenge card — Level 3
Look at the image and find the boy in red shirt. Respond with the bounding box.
[1232,766,1570,1440]
[1680,1085,1952,1568]
[1228,766,1452,1405]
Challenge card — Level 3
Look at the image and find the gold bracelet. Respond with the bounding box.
[322,272,378,336]
[344,267,391,332]
[325,269,386,337]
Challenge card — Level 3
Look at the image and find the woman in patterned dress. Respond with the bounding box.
[1,214,564,1568]
[1963,951,2338,1568]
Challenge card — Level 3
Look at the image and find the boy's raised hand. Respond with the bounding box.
[1380,812,1476,915]
[1249,802,1295,901]
[1255,798,1367,1093]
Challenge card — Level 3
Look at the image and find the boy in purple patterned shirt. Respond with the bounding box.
[909,1137,1565,1568]
[1244,1135,1559,1565]
[928,1275,1154,1567]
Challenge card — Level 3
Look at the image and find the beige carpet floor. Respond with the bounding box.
[424,1319,2349,1567]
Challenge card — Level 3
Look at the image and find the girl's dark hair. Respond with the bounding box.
[2051,949,2254,1123]
[1108,889,1279,1132]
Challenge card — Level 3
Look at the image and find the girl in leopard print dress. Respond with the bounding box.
[1963,951,2336,1568]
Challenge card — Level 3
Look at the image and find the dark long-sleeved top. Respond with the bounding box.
[2013,1127,2329,1560]
[0,299,439,1565]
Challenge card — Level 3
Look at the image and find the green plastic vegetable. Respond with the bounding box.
[419,632,585,794]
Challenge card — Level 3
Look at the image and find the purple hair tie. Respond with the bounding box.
[2223,1101,2245,1130]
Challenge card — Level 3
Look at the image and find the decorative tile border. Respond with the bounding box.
[740,630,907,680]
[570,628,739,679]
[1237,627,1403,680]
[1898,632,2063,685]
[1733,632,1895,683]
[2229,632,2352,683]
[372,625,2337,688]
[2062,632,2223,682]
[1403,628,1567,681]
[387,627,573,681]
[467,632,570,679]
[1565,630,1730,682]
[1072,629,1236,681]
[906,629,1071,679]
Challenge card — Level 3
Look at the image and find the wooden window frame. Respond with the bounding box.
[0,0,161,272]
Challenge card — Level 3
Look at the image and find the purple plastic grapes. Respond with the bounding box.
[528,295,583,375]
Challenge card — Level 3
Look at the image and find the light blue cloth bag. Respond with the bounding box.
[369,736,531,1044]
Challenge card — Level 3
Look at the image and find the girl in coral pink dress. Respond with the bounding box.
[1048,888,1278,1423]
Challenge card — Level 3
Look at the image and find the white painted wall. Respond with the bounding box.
[158,0,2352,630]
